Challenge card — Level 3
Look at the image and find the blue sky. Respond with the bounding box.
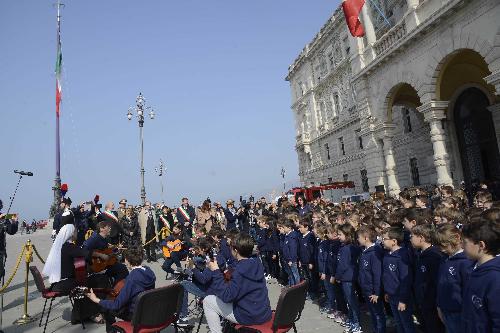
[0,0,340,220]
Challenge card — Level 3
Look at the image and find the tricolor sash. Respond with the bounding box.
[178,206,191,222]
[159,215,171,230]
[103,210,118,222]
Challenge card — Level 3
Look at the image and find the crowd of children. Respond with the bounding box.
[250,186,500,333]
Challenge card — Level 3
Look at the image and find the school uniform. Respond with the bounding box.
[218,237,236,269]
[436,250,474,333]
[257,227,272,275]
[336,243,362,331]
[383,247,415,333]
[282,230,300,285]
[414,245,446,333]
[299,231,318,297]
[461,256,500,333]
[359,244,386,333]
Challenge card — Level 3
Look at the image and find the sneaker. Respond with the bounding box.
[319,306,331,314]
[350,326,363,333]
[176,318,190,327]
[334,314,348,324]
[265,274,271,281]
[326,310,340,320]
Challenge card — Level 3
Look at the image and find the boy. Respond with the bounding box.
[204,233,272,333]
[279,219,300,286]
[382,227,415,333]
[461,218,500,333]
[358,225,385,333]
[161,223,189,278]
[410,224,445,333]
[87,246,156,332]
[298,219,318,299]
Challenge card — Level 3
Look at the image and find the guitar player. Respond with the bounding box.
[83,221,129,284]
[160,223,191,278]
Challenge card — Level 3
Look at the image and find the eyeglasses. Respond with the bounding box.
[381,237,392,241]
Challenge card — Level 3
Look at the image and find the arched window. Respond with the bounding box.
[334,94,341,115]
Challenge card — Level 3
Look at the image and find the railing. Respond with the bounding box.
[373,21,407,55]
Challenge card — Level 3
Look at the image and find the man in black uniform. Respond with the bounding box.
[0,199,19,279]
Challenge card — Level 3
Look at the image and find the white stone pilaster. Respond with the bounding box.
[418,101,454,186]
[376,123,400,196]
[485,70,500,97]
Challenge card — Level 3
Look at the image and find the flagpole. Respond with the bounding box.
[50,0,63,218]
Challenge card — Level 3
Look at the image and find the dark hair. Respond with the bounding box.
[404,208,430,225]
[124,246,144,266]
[97,220,112,230]
[231,233,254,258]
[462,218,500,255]
[338,224,356,244]
[208,226,225,239]
[298,218,311,229]
[384,227,404,245]
[226,228,240,240]
[411,224,434,243]
[433,223,462,249]
[357,225,377,243]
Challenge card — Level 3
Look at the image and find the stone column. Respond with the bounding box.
[487,103,500,152]
[381,133,400,197]
[406,0,419,10]
[418,101,454,186]
[360,4,376,45]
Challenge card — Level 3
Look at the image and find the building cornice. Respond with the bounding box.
[300,151,366,175]
[309,115,361,144]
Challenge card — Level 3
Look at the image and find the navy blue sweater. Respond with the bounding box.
[436,251,473,312]
[218,238,236,269]
[461,256,500,333]
[298,231,317,265]
[99,266,155,315]
[317,239,330,275]
[257,228,274,253]
[382,247,412,304]
[358,244,384,297]
[282,231,299,263]
[335,243,361,282]
[83,231,109,251]
[211,257,272,325]
[413,245,445,308]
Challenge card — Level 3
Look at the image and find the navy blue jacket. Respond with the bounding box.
[298,231,317,265]
[257,228,273,253]
[82,231,109,251]
[99,266,155,315]
[413,245,445,308]
[403,229,417,269]
[335,243,361,282]
[211,257,272,325]
[358,244,384,297]
[282,231,299,263]
[462,256,500,333]
[436,251,474,312]
[297,204,311,217]
[190,257,217,295]
[317,239,330,275]
[382,247,413,304]
[218,238,236,269]
[223,208,240,231]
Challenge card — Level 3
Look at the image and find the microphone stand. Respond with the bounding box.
[0,173,25,333]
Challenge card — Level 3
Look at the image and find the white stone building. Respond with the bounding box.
[286,0,500,196]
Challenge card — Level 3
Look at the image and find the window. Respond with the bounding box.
[360,169,369,192]
[325,143,331,160]
[343,37,350,56]
[298,82,304,96]
[403,108,412,133]
[343,174,349,181]
[328,52,334,67]
[339,137,345,156]
[356,129,363,149]
[410,158,420,186]
[334,94,341,115]
[328,177,333,183]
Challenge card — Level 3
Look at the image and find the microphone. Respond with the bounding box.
[14,170,34,176]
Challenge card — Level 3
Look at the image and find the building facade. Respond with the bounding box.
[286,0,500,196]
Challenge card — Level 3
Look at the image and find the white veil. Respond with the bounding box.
[42,224,75,284]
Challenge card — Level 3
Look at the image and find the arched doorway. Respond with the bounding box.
[454,87,500,186]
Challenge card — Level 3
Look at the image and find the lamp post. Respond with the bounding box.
[281,167,286,191]
[155,159,165,204]
[127,92,155,205]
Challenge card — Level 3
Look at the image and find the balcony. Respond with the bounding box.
[373,20,407,56]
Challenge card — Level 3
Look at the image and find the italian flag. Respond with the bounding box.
[342,0,366,37]
[55,36,62,117]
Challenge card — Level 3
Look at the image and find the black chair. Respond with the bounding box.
[112,283,191,333]
[235,281,308,333]
[29,266,70,333]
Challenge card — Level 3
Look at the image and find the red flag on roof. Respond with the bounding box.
[342,0,365,37]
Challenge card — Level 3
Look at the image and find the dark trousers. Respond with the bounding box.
[161,251,186,274]
[389,301,416,333]
[101,306,131,332]
[300,264,318,298]
[144,239,157,261]
[106,262,129,284]
[441,311,461,333]
[366,297,386,333]
[419,306,445,333]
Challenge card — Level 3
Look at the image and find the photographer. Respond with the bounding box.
[0,199,19,279]
[176,237,217,326]
[223,200,242,231]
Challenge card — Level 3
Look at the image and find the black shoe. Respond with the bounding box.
[176,318,191,328]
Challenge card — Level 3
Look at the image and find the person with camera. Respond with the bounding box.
[0,199,18,279]
[224,200,242,231]
[203,232,272,333]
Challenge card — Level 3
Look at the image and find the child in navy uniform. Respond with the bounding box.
[335,224,362,333]
[279,219,300,286]
[461,218,500,333]
[256,216,274,279]
[382,227,415,333]
[298,219,318,299]
[357,225,386,333]
[433,224,474,333]
[316,225,335,314]
[410,224,445,333]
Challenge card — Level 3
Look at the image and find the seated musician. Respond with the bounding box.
[42,224,110,324]
[203,233,272,333]
[176,237,217,326]
[86,246,156,333]
[83,221,129,284]
[161,223,190,278]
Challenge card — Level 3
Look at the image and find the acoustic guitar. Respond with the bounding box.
[162,239,183,258]
[73,257,125,300]
[91,248,118,273]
